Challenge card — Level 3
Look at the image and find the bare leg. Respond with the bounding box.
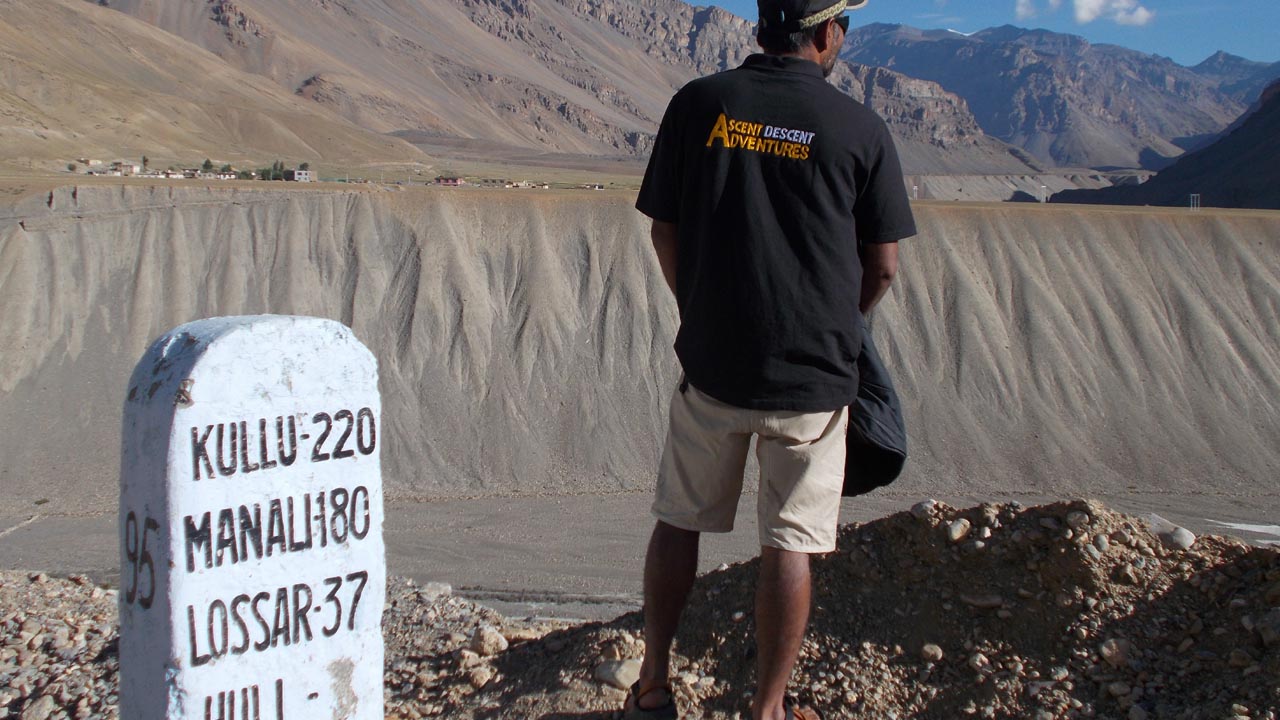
[751,546,811,720]
[635,521,701,710]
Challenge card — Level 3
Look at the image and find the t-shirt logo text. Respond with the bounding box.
[705,113,814,161]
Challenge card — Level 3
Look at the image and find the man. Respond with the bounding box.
[627,1,916,719]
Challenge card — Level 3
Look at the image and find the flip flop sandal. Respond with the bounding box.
[623,681,679,720]
[784,697,822,720]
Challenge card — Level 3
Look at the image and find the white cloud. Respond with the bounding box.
[1016,0,1154,26]
[1073,0,1156,26]
[1113,5,1155,25]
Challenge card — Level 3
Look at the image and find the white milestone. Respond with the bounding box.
[119,316,385,720]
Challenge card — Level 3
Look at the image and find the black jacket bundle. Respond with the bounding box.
[843,320,908,496]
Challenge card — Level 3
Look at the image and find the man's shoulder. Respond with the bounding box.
[677,66,747,97]
[816,83,889,131]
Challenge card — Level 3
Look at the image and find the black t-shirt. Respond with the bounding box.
[636,53,917,412]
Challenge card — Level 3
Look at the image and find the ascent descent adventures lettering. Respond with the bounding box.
[705,113,815,160]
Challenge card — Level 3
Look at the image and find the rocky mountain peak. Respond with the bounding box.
[1193,50,1257,74]
[974,24,1091,55]
[843,22,1246,169]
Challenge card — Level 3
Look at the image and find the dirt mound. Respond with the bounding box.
[413,500,1279,719]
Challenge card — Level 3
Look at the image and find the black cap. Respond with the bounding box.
[757,0,867,33]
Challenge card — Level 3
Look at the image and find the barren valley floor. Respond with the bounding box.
[2,489,1277,621]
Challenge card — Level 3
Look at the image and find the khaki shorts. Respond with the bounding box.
[652,380,848,553]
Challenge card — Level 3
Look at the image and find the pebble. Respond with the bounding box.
[1066,511,1090,529]
[469,625,509,656]
[1258,610,1280,647]
[1229,649,1253,668]
[1100,638,1131,668]
[593,659,641,690]
[467,666,494,689]
[948,519,972,543]
[418,582,453,601]
[19,695,56,720]
[959,594,1003,610]
[921,644,944,662]
[1118,564,1140,584]
[911,499,938,520]
[1162,527,1197,551]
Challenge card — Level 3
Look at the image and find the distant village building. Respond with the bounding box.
[216,172,238,180]
[110,161,141,175]
[480,178,513,188]
[435,176,465,187]
[284,169,315,182]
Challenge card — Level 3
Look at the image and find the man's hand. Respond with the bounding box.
[651,220,678,295]
[860,242,898,315]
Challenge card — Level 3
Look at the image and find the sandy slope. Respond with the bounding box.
[1,184,1278,513]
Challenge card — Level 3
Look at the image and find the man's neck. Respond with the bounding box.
[763,46,824,66]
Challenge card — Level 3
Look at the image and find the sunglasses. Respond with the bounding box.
[834,14,849,33]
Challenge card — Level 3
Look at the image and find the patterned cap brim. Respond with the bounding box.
[798,0,867,29]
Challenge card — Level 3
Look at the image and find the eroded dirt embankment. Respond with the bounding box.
[1,185,1278,511]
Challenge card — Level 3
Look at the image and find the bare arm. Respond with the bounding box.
[859,241,899,315]
[651,219,678,295]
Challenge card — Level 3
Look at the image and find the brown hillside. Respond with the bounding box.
[92,0,1036,174]
[0,0,428,172]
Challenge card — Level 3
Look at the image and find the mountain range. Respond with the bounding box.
[80,0,1032,174]
[1052,80,1280,210]
[840,23,1278,170]
[1,0,1275,178]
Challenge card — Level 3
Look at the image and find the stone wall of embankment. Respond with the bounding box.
[2,185,1278,511]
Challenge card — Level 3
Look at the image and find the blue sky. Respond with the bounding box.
[709,1,1279,66]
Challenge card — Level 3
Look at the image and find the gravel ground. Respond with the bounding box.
[4,500,1278,719]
